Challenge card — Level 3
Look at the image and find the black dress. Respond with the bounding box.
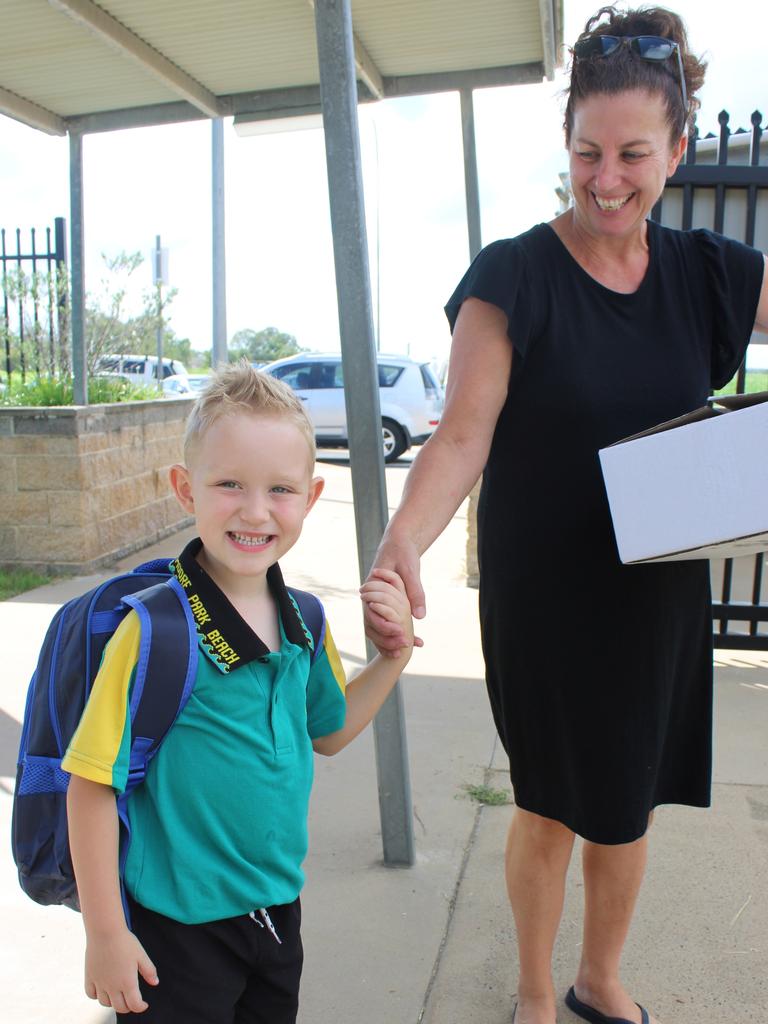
[445,220,764,844]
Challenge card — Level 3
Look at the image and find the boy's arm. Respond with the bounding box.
[312,569,413,756]
[67,775,158,1014]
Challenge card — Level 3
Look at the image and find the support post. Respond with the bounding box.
[69,131,87,406]
[460,89,482,260]
[212,118,228,368]
[53,217,69,374]
[154,234,163,389]
[313,0,415,866]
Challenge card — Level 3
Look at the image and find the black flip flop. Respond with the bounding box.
[565,986,649,1024]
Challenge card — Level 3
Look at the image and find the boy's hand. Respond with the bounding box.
[84,927,158,1014]
[360,568,414,659]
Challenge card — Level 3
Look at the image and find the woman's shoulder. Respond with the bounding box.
[470,225,552,278]
[480,223,552,256]
[650,221,763,284]
[445,225,550,335]
[651,220,757,257]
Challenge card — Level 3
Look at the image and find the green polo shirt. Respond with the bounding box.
[63,541,347,924]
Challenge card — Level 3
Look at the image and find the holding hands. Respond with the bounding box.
[360,566,416,660]
[362,539,426,657]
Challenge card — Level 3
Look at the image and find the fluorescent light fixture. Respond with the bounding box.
[233,110,323,137]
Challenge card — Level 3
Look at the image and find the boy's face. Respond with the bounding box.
[169,412,323,588]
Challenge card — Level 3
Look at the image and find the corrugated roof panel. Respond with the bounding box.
[0,0,551,126]
[102,0,321,95]
[353,0,544,75]
[0,0,182,115]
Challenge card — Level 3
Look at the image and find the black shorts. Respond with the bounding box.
[117,897,303,1024]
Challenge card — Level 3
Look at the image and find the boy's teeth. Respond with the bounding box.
[231,532,270,546]
[594,193,633,211]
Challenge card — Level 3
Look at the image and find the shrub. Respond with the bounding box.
[0,374,158,406]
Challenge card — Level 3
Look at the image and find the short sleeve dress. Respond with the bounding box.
[445,220,764,844]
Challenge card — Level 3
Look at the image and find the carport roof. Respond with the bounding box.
[0,0,563,136]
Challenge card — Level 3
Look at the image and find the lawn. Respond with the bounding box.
[0,569,55,600]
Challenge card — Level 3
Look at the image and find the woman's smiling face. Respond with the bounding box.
[567,89,686,241]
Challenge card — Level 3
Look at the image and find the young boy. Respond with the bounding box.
[63,363,413,1022]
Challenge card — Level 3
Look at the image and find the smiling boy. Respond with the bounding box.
[64,363,413,1022]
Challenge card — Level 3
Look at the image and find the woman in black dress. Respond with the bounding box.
[366,6,768,1024]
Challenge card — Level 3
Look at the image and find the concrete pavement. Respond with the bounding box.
[1,454,767,1023]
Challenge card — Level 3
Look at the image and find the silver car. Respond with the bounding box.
[266,353,443,462]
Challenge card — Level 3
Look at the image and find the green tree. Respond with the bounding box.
[229,326,304,365]
[85,251,180,372]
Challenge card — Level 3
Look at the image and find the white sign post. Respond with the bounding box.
[152,235,169,387]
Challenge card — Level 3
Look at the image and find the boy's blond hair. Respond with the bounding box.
[184,361,315,464]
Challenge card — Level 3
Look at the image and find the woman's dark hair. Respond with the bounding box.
[564,5,707,144]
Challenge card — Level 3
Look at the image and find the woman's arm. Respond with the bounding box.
[755,255,768,333]
[366,297,513,649]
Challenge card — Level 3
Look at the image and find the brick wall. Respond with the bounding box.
[0,399,193,574]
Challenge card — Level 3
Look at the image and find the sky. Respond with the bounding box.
[0,0,765,367]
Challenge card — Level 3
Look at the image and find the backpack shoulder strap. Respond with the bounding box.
[113,576,198,926]
[287,587,326,665]
[121,576,198,789]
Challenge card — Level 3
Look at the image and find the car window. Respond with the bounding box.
[378,364,404,387]
[270,363,314,390]
[121,358,146,375]
[316,363,343,388]
[419,364,441,394]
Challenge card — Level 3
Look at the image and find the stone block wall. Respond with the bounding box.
[0,399,193,574]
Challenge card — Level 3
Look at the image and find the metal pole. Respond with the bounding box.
[313,0,415,866]
[155,235,163,389]
[69,131,87,406]
[211,118,228,368]
[54,216,69,375]
[460,89,482,260]
[371,115,381,351]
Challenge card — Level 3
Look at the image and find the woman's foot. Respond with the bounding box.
[513,992,557,1024]
[568,980,659,1024]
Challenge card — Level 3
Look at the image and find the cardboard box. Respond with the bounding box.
[599,391,768,564]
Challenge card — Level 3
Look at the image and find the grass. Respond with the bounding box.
[0,568,56,600]
[462,782,512,806]
[714,371,768,397]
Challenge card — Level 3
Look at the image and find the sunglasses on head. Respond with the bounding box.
[572,35,687,117]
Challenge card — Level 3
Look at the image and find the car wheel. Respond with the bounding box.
[382,418,408,462]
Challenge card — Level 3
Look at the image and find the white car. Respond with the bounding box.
[186,373,212,394]
[266,353,443,462]
[162,374,195,397]
[95,353,189,387]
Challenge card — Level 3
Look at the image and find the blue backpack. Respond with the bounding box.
[12,558,325,913]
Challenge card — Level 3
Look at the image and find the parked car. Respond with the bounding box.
[186,373,212,393]
[95,353,189,386]
[162,374,194,397]
[265,353,443,462]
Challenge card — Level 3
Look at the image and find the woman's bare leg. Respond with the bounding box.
[505,807,575,1024]
[574,830,658,1024]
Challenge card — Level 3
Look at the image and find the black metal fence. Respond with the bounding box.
[0,216,69,384]
[655,110,768,650]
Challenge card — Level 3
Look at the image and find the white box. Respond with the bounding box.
[599,392,768,564]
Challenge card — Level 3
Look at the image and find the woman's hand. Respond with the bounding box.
[364,532,425,656]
